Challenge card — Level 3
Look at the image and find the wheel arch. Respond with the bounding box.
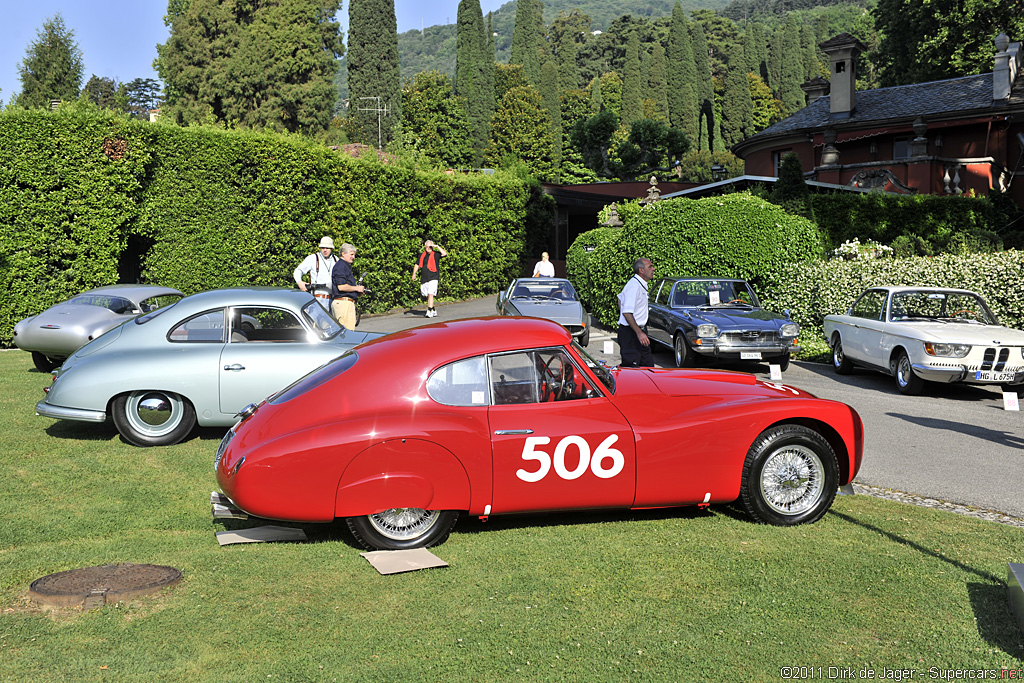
[887,344,912,375]
[762,417,853,486]
[334,438,472,518]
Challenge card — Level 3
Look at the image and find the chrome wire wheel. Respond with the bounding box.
[758,444,825,517]
[367,508,441,541]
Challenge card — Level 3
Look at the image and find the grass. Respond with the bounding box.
[1,350,1022,681]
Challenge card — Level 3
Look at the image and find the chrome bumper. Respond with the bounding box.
[911,364,1024,385]
[694,343,798,358]
[35,400,107,423]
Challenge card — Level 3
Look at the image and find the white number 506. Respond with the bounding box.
[516,434,624,482]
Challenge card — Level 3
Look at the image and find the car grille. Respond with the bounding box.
[719,331,781,346]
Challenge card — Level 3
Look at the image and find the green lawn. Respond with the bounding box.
[1,350,1022,681]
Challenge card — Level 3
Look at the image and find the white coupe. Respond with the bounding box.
[823,286,1024,395]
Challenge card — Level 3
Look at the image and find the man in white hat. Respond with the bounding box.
[293,236,338,306]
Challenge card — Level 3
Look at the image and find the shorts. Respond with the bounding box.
[420,280,439,297]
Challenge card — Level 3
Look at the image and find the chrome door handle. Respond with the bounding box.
[494,429,533,435]
[224,364,245,371]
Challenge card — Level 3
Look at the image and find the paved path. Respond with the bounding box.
[361,295,1024,519]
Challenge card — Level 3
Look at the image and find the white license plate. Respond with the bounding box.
[975,371,1014,381]
[740,352,762,360]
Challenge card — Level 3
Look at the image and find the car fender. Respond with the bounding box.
[335,438,472,517]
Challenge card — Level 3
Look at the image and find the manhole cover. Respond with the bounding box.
[29,564,182,608]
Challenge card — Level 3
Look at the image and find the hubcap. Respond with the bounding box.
[834,343,843,367]
[125,391,183,436]
[897,357,911,386]
[759,444,824,516]
[674,338,685,366]
[368,508,440,541]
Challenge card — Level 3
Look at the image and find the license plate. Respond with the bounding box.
[741,352,762,360]
[975,371,1014,381]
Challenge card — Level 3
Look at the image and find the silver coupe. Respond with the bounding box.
[35,288,382,446]
[496,278,592,346]
[14,285,184,371]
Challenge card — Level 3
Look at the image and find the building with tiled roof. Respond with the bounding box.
[732,32,1024,210]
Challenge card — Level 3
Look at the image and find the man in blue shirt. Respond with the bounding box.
[330,243,365,329]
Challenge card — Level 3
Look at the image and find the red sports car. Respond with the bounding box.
[214,317,864,550]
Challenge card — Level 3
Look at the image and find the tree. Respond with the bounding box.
[873,0,1024,86]
[778,14,805,114]
[511,0,541,86]
[124,78,163,120]
[456,0,491,162]
[539,58,562,181]
[667,4,697,149]
[648,42,669,124]
[720,43,754,147]
[801,24,821,82]
[573,110,690,180]
[554,19,581,90]
[486,85,555,180]
[494,63,528,106]
[401,71,474,168]
[80,76,126,111]
[16,13,84,107]
[156,0,343,134]
[743,22,767,82]
[559,88,599,183]
[691,22,714,150]
[771,151,813,220]
[588,74,603,113]
[348,0,401,146]
[620,32,643,127]
[747,73,783,132]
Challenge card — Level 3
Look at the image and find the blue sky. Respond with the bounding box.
[1,0,506,105]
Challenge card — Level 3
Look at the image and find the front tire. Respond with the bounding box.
[346,509,459,550]
[831,334,853,375]
[32,351,61,372]
[740,425,839,526]
[579,325,590,347]
[893,351,924,395]
[673,333,694,368]
[111,391,197,447]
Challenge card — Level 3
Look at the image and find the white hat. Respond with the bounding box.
[318,236,335,249]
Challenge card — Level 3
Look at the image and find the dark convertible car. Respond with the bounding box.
[647,277,800,370]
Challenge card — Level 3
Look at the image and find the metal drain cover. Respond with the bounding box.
[29,564,182,608]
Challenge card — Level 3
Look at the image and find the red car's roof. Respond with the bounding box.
[358,316,572,362]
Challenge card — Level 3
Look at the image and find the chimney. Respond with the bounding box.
[801,77,831,105]
[819,33,867,119]
[993,32,1021,101]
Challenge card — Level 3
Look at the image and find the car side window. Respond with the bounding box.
[231,307,306,343]
[850,291,887,321]
[427,356,489,407]
[489,348,596,405]
[653,280,670,305]
[169,309,227,343]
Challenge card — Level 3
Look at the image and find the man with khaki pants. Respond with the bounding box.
[330,243,364,329]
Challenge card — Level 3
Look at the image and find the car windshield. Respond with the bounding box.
[302,301,344,339]
[511,280,578,301]
[572,341,614,394]
[888,291,997,325]
[67,294,137,314]
[671,280,757,308]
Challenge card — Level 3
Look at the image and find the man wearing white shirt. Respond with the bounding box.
[293,236,338,306]
[532,252,555,278]
[617,257,655,367]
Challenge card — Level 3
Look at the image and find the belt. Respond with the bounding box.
[313,292,329,299]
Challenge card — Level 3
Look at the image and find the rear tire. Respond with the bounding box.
[347,509,459,550]
[32,351,61,372]
[579,325,590,347]
[112,391,196,447]
[831,334,853,375]
[777,353,791,372]
[893,351,924,395]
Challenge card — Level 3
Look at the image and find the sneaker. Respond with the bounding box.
[429,308,438,318]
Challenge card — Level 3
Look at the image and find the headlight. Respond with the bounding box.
[696,324,718,338]
[924,342,971,358]
[780,323,799,337]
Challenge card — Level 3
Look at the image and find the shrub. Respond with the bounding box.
[567,192,825,326]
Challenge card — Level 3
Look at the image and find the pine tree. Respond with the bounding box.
[767,25,783,94]
[539,57,562,181]
[691,22,714,150]
[511,0,541,86]
[801,24,820,82]
[648,42,669,124]
[80,75,125,110]
[667,4,697,149]
[555,25,580,90]
[778,14,805,114]
[348,0,402,146]
[16,13,84,107]
[720,43,754,147]
[771,151,813,219]
[620,32,643,126]
[456,0,490,163]
[743,22,767,83]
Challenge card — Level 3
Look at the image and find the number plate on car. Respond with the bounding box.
[975,371,1014,381]
[740,352,762,360]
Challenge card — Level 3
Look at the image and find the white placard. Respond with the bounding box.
[769,364,782,381]
[1004,392,1020,411]
[708,290,721,305]
[603,341,613,355]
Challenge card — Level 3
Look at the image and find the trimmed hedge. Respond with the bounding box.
[1,106,534,346]
[758,250,1024,343]
[567,193,824,326]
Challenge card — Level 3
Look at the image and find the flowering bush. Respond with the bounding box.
[830,238,894,260]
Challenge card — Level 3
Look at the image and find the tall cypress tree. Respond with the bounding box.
[801,24,820,81]
[767,25,783,94]
[648,42,670,124]
[483,13,496,146]
[511,0,541,86]
[721,43,754,147]
[540,57,562,181]
[555,25,580,90]
[589,74,603,113]
[778,14,805,114]
[744,22,768,82]
[348,0,401,147]
[691,22,714,150]
[667,4,697,149]
[456,0,490,162]
[621,31,643,126]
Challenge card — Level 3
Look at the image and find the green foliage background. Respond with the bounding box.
[0,107,532,346]
[566,193,823,326]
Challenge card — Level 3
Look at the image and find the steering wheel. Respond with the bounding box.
[727,299,747,304]
[541,355,567,402]
[952,309,979,321]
